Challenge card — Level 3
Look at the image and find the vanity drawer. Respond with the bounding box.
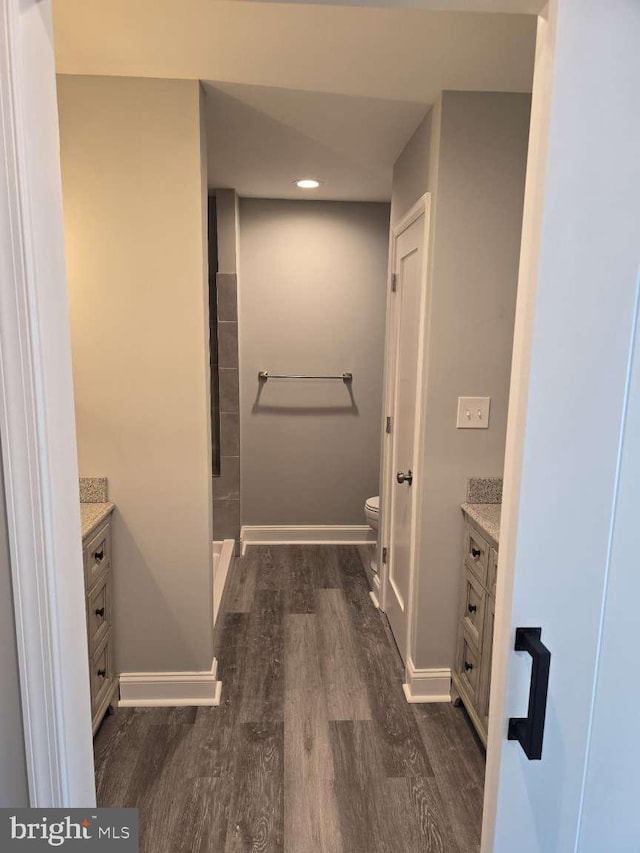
[87,571,112,653]
[89,630,115,717]
[462,567,486,648]
[84,521,111,590]
[457,627,481,706]
[463,523,489,583]
[487,547,498,598]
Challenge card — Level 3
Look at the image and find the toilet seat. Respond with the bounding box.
[365,496,379,515]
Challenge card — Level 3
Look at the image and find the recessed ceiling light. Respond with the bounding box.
[295,178,321,189]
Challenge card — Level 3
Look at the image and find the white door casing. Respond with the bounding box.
[380,195,431,664]
[0,0,95,806]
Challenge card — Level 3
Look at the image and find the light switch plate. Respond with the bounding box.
[457,396,491,429]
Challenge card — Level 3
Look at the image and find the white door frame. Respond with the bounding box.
[481,3,557,848]
[379,194,432,665]
[0,0,95,806]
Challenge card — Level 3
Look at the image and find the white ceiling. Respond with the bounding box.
[203,82,429,200]
[53,0,537,201]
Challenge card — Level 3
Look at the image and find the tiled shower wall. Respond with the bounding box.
[211,190,241,546]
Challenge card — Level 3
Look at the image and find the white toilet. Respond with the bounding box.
[364,495,380,573]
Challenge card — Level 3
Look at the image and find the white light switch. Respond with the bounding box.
[457,397,491,429]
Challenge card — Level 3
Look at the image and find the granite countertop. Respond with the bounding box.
[80,502,114,541]
[461,502,501,548]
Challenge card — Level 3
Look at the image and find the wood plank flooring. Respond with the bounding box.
[94,545,485,852]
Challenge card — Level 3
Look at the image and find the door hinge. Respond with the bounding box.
[391,273,397,292]
[385,416,392,434]
[382,547,388,564]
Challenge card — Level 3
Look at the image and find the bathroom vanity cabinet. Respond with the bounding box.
[82,514,118,734]
[452,508,500,747]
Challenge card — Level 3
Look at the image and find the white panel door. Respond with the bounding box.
[485,1,640,850]
[384,201,429,663]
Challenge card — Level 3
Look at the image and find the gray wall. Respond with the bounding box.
[58,76,214,673]
[0,447,29,806]
[239,198,390,525]
[390,107,433,226]
[391,91,530,670]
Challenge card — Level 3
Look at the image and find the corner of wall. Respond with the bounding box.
[199,81,215,632]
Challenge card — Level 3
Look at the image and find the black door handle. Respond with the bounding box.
[508,627,551,760]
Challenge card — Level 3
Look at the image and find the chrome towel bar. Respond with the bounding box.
[258,371,352,382]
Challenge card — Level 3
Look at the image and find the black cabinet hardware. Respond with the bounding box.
[95,607,105,618]
[508,627,551,760]
[94,549,104,563]
[97,668,106,678]
[464,661,473,671]
[471,547,482,559]
[468,603,477,613]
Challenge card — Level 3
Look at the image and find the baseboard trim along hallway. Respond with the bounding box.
[118,658,222,707]
[240,524,376,556]
[403,658,452,704]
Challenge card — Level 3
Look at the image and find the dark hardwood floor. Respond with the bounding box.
[94,545,485,852]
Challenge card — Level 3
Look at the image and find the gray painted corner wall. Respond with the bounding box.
[391,91,531,670]
[58,76,214,673]
[0,447,29,806]
[239,198,390,525]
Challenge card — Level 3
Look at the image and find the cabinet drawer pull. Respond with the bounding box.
[95,607,105,618]
[94,548,104,564]
[471,547,482,559]
[467,603,477,613]
[464,661,474,672]
[97,668,106,678]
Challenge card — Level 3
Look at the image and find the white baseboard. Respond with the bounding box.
[213,539,234,625]
[402,658,451,704]
[240,524,375,556]
[119,658,222,707]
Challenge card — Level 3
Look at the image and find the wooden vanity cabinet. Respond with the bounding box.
[452,518,498,747]
[83,517,118,734]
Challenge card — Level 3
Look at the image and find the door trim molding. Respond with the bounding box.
[240,525,375,555]
[0,0,95,805]
[119,659,222,708]
[379,193,432,667]
[481,4,558,850]
[402,659,452,704]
